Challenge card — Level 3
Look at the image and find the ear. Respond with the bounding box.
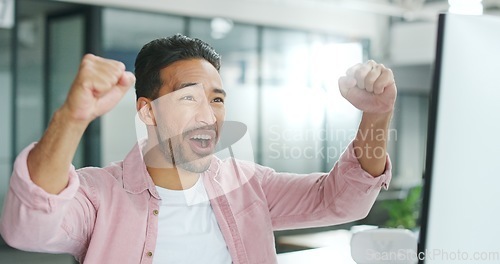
[136,97,156,126]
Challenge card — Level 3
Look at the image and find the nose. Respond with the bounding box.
[195,96,216,125]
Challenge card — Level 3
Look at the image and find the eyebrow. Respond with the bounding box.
[175,82,226,97]
[213,88,227,97]
[175,82,199,90]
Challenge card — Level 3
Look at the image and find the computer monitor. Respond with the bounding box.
[419,13,500,264]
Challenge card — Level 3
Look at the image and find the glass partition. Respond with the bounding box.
[261,29,363,173]
[0,28,12,216]
[189,18,259,162]
[100,8,185,165]
[260,29,321,173]
[47,13,85,167]
[15,14,45,155]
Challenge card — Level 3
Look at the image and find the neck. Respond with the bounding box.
[143,139,199,190]
[147,166,199,190]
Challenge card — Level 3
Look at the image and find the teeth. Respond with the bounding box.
[191,134,212,140]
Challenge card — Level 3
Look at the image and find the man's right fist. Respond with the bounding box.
[60,54,135,124]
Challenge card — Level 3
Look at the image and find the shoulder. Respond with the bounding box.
[75,161,125,188]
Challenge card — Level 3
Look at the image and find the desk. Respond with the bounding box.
[277,246,356,263]
[277,230,356,263]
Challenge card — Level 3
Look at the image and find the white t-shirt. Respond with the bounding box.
[152,177,232,264]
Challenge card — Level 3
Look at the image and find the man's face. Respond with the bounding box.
[150,59,226,173]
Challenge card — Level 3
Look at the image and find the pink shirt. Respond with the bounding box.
[0,142,391,264]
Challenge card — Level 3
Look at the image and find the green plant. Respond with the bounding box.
[382,185,422,229]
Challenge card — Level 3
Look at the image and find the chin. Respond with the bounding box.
[177,155,213,173]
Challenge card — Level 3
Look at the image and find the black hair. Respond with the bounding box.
[134,34,221,100]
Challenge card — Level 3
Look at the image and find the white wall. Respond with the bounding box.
[389,21,438,65]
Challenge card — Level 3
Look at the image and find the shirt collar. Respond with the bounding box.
[122,142,160,199]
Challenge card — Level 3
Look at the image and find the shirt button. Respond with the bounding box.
[153,209,159,216]
[147,251,153,257]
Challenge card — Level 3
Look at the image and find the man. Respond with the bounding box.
[0,34,396,263]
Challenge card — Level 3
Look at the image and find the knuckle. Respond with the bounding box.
[109,68,123,84]
[347,63,360,75]
[114,61,126,71]
[366,60,377,67]
[379,69,388,78]
[79,79,93,90]
[388,69,394,77]
[80,54,98,70]
[109,62,125,79]
[80,59,90,69]
[355,70,364,80]
[369,71,379,80]
[83,53,95,60]
[81,54,95,63]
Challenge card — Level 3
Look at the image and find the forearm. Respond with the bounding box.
[28,107,88,194]
[354,111,392,177]
[265,143,391,230]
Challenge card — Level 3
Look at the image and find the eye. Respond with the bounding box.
[180,95,195,101]
[212,97,225,104]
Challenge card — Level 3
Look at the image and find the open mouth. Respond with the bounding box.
[191,134,212,148]
[186,129,217,156]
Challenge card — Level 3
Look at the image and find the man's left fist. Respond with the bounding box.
[338,60,397,114]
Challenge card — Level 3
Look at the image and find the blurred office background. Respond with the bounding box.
[0,0,498,263]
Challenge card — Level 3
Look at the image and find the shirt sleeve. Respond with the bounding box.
[261,141,392,230]
[0,143,95,258]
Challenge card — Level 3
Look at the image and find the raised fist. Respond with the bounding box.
[338,60,397,114]
[61,54,135,124]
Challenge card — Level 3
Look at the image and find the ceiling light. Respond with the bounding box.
[210,17,233,40]
[448,0,483,15]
